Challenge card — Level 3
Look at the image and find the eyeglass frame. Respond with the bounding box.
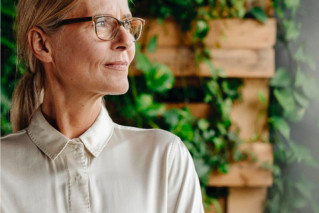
[54,15,146,42]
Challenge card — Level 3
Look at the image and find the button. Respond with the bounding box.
[75,174,82,182]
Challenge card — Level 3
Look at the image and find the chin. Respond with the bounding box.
[105,83,129,95]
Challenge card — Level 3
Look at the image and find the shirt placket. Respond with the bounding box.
[66,140,90,213]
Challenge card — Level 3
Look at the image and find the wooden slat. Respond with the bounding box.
[230,79,269,141]
[208,142,273,187]
[132,47,274,78]
[133,48,275,78]
[166,103,211,119]
[227,187,267,213]
[140,18,276,49]
[204,19,276,49]
[203,48,275,78]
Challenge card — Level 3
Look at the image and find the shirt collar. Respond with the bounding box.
[27,104,114,160]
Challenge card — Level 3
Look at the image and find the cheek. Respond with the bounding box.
[52,29,103,71]
[128,45,136,64]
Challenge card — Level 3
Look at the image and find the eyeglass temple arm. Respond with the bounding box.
[55,17,93,27]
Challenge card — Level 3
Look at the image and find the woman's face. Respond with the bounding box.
[49,0,135,96]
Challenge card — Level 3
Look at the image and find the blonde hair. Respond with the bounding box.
[11,0,81,132]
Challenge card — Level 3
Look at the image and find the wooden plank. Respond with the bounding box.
[203,48,275,78]
[132,47,275,78]
[140,18,276,49]
[204,19,276,49]
[166,103,211,119]
[227,187,267,213]
[230,79,269,141]
[209,142,273,187]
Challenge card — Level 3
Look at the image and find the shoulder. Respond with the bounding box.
[1,129,29,144]
[111,123,188,162]
[113,123,179,143]
[1,129,34,153]
[111,123,182,152]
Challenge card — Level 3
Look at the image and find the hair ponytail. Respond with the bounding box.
[11,70,44,132]
[11,0,80,132]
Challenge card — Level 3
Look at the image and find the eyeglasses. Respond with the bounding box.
[55,15,145,42]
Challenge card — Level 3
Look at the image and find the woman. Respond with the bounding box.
[1,0,204,212]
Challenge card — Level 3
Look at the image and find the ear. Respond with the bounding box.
[27,26,53,63]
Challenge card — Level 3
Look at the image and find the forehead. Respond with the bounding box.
[70,0,131,18]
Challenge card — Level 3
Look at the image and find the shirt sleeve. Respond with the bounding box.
[167,138,205,213]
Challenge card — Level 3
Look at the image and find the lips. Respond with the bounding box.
[104,61,128,71]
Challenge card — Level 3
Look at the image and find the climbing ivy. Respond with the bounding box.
[1,0,318,212]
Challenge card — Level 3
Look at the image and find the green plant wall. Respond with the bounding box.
[1,0,319,212]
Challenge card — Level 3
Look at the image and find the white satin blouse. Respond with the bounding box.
[1,105,204,213]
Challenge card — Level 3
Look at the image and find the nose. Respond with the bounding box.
[111,26,134,51]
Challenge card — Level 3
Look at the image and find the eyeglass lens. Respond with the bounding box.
[95,16,143,41]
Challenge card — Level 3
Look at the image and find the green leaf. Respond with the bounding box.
[212,137,225,152]
[311,202,319,213]
[295,67,307,87]
[194,19,209,39]
[193,158,211,182]
[265,193,280,212]
[284,105,306,122]
[194,0,204,5]
[206,80,220,95]
[292,197,308,209]
[1,3,16,18]
[163,108,195,141]
[163,109,180,127]
[1,37,16,51]
[147,35,157,53]
[1,86,12,113]
[269,117,290,139]
[211,199,223,213]
[288,141,319,167]
[232,0,246,18]
[270,68,291,88]
[216,122,227,135]
[177,123,194,141]
[145,64,175,93]
[233,149,244,162]
[295,68,319,100]
[284,0,300,14]
[217,163,230,173]
[294,91,309,108]
[294,46,316,70]
[274,89,295,113]
[135,47,152,72]
[198,119,210,131]
[283,19,300,41]
[249,7,267,24]
[294,176,314,200]
[301,76,319,100]
[220,98,232,121]
[258,90,267,107]
[136,94,153,111]
[135,94,165,117]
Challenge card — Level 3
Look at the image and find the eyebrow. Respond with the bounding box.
[93,13,132,19]
[122,14,132,19]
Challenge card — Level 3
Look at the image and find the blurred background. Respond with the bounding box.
[286,0,319,206]
[1,0,319,212]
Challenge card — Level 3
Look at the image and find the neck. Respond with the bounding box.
[42,83,103,139]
